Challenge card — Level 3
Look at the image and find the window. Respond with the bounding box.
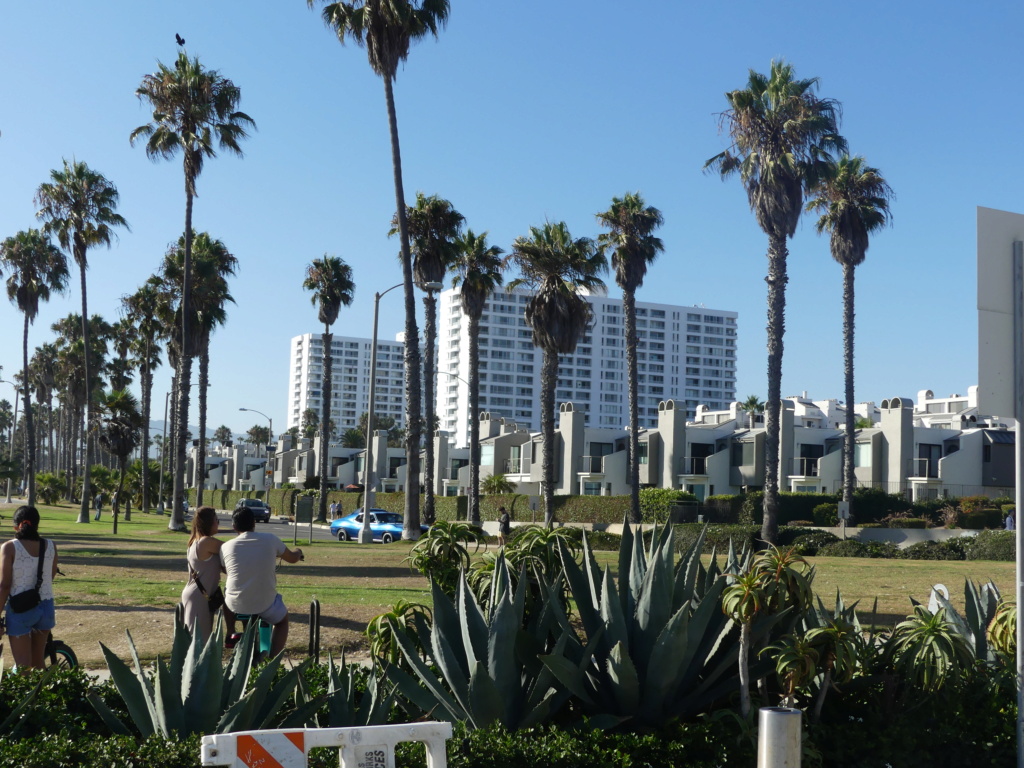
[854,442,871,468]
[731,442,754,467]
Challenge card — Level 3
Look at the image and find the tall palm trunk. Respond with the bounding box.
[22,315,35,506]
[383,75,422,540]
[738,620,752,718]
[168,366,180,514]
[171,187,194,531]
[76,252,92,523]
[842,261,856,504]
[196,336,210,507]
[113,455,127,534]
[140,353,152,514]
[468,313,481,524]
[762,233,788,544]
[623,289,640,524]
[423,293,437,525]
[317,327,333,523]
[540,349,558,528]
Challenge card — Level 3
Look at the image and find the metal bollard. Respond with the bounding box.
[757,707,802,768]
[308,598,321,664]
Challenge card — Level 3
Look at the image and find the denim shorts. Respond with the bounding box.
[5,598,56,637]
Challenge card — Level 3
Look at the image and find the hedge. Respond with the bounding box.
[550,495,632,524]
[966,530,1015,561]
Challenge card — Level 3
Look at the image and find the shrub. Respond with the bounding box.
[818,540,900,559]
[550,495,631,524]
[789,530,840,556]
[786,519,814,527]
[812,503,839,526]
[966,531,1015,561]
[638,488,697,523]
[585,530,622,551]
[742,490,840,526]
[960,509,1004,530]
[671,523,762,554]
[885,517,928,529]
[851,486,912,524]
[959,495,992,514]
[901,540,966,561]
[702,494,744,524]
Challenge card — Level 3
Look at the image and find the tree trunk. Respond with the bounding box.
[739,620,752,718]
[842,261,856,506]
[196,336,211,507]
[382,75,422,541]
[761,233,789,545]
[168,367,179,512]
[141,356,151,514]
[113,456,127,535]
[77,256,92,523]
[541,348,558,528]
[22,314,35,507]
[623,288,641,524]
[317,327,332,523]
[468,313,481,525]
[813,666,832,722]
[171,187,194,532]
[423,293,437,525]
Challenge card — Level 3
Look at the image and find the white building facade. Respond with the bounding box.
[436,286,738,448]
[286,333,407,434]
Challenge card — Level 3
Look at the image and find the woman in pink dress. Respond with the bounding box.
[181,506,227,643]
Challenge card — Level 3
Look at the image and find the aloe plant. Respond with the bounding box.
[385,557,570,730]
[885,605,975,693]
[88,617,324,737]
[365,599,432,668]
[298,652,394,728]
[921,578,1000,662]
[406,520,487,594]
[988,600,1016,659]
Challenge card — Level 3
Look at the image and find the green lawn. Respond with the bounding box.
[1,501,1015,667]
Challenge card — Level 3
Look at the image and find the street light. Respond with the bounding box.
[239,407,273,491]
[360,280,442,544]
[0,379,19,504]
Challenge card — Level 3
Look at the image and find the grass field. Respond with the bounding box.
[0,501,1014,668]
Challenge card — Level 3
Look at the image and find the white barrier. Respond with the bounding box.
[201,722,453,768]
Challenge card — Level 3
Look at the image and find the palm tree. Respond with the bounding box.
[0,229,70,506]
[97,388,143,533]
[740,394,764,429]
[452,229,504,525]
[806,155,893,509]
[705,60,846,544]
[393,192,463,525]
[131,49,254,531]
[507,222,606,527]
[595,193,664,525]
[163,232,237,507]
[213,425,233,446]
[312,0,450,541]
[303,255,355,523]
[36,161,128,523]
[122,279,164,514]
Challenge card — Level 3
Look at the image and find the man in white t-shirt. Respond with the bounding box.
[221,506,303,658]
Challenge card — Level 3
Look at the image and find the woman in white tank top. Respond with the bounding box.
[0,506,59,670]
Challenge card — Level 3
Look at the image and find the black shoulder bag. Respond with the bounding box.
[189,566,225,614]
[9,540,46,613]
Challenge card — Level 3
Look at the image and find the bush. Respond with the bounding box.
[812,503,839,526]
[886,517,928,529]
[550,495,632,524]
[789,530,840,556]
[851,486,912,524]
[960,509,1004,530]
[901,540,966,561]
[741,490,840,526]
[786,519,814,527]
[701,494,744,524]
[585,529,622,551]
[0,733,201,768]
[959,495,992,514]
[671,523,762,554]
[966,530,1015,561]
[818,539,901,559]
[638,488,697,524]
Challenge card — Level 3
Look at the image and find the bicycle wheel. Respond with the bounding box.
[47,640,78,670]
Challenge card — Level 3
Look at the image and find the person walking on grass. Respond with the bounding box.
[497,506,511,548]
[0,506,59,671]
[220,505,303,658]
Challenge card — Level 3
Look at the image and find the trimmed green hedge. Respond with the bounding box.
[966,530,1015,561]
[551,495,632,524]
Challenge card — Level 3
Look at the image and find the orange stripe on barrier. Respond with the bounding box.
[285,732,304,752]
[236,734,280,768]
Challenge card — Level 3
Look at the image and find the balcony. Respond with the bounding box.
[579,455,605,474]
[792,457,820,477]
[679,456,708,475]
[909,458,939,479]
[504,457,528,474]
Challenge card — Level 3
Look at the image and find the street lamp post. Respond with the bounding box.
[239,407,272,492]
[157,391,170,513]
[359,281,443,544]
[1,379,19,504]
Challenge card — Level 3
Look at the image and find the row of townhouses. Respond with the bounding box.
[191,385,1014,505]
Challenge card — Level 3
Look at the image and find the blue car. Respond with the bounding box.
[330,509,425,543]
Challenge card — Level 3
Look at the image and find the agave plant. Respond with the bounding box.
[89,617,323,737]
[298,652,394,728]
[537,522,778,729]
[505,524,580,580]
[922,579,1001,662]
[384,557,570,730]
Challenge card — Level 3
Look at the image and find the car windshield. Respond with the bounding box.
[246,500,266,508]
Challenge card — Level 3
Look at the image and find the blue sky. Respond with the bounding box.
[0,2,1020,437]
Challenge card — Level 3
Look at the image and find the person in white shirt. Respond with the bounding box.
[1006,512,1016,531]
[220,506,303,658]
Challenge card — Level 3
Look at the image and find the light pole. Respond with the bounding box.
[0,379,19,504]
[239,407,272,491]
[157,391,170,513]
[359,281,443,544]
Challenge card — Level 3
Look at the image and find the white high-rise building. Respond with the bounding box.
[436,286,738,448]
[286,333,407,434]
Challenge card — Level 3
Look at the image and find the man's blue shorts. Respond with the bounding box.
[5,598,56,637]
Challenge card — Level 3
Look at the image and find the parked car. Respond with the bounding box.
[234,497,272,523]
[330,509,426,543]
